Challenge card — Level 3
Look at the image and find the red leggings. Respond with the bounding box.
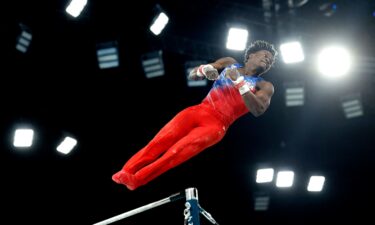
[112,103,227,190]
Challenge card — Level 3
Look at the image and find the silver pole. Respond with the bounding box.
[93,191,184,225]
[185,187,198,201]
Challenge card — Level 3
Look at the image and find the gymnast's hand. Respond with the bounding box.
[225,66,240,81]
[197,64,219,80]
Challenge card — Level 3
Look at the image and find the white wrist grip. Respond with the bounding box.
[238,84,250,95]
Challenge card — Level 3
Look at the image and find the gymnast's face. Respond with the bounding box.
[246,50,274,76]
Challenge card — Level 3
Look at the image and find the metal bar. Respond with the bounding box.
[93,191,184,225]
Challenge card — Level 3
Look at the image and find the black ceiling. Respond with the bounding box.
[1,0,375,224]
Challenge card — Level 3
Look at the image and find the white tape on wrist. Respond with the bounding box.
[239,84,250,95]
[197,65,205,77]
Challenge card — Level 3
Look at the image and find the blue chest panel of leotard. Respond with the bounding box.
[202,63,264,124]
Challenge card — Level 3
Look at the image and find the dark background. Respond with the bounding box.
[1,0,374,224]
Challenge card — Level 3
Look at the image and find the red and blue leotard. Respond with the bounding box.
[112,63,263,190]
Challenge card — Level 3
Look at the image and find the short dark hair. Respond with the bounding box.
[244,40,278,64]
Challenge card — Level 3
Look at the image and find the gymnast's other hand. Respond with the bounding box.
[197,64,219,80]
